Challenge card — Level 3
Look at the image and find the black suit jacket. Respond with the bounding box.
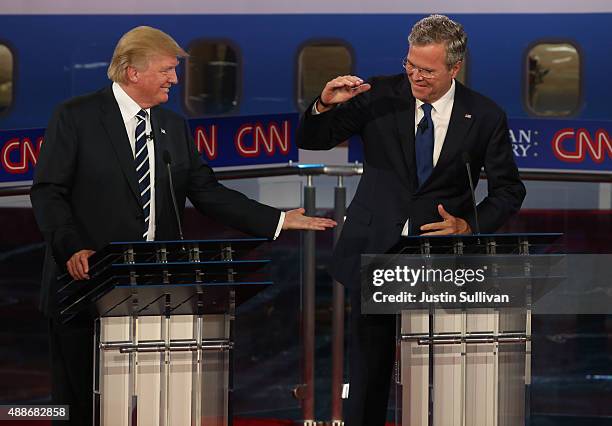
[298,74,525,288]
[31,86,281,316]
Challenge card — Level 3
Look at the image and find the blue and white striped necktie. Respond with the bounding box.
[134,109,151,239]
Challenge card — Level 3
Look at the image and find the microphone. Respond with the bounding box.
[146,133,154,141]
[462,152,481,236]
[162,150,184,241]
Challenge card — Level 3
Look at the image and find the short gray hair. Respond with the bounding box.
[408,14,467,68]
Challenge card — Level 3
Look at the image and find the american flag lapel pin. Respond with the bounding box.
[161,128,166,134]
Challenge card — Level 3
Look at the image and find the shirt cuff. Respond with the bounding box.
[311,100,323,115]
[273,211,285,240]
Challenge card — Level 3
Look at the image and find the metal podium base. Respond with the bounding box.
[95,314,231,426]
[55,239,273,426]
[389,233,561,426]
[399,308,528,426]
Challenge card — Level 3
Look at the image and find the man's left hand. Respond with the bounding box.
[420,204,472,235]
[282,208,337,231]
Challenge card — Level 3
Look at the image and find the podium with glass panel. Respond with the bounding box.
[390,233,561,426]
[57,239,272,426]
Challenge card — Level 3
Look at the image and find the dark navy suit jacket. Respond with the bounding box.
[298,74,525,288]
[31,86,281,316]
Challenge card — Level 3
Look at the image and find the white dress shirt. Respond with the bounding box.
[401,80,456,235]
[414,79,456,167]
[112,82,157,241]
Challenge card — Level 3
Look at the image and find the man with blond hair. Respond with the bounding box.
[31,26,335,425]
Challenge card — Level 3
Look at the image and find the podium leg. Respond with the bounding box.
[128,314,139,426]
[159,311,171,426]
[93,318,101,426]
[191,314,203,425]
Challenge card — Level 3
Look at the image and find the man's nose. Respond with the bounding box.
[412,71,424,81]
[168,70,178,84]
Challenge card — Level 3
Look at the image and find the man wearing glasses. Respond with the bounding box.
[297,14,525,426]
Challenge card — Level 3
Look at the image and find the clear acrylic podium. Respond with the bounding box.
[392,233,561,426]
[57,239,273,426]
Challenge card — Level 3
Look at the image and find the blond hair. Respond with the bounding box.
[107,26,188,83]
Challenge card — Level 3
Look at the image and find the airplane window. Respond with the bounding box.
[185,41,239,116]
[0,44,13,113]
[526,43,580,116]
[297,43,353,112]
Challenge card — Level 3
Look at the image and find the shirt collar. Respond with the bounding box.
[415,79,456,114]
[112,82,151,124]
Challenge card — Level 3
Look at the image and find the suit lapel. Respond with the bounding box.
[99,87,141,203]
[392,76,418,191]
[430,82,475,180]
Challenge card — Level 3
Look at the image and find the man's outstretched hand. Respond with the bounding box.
[65,209,336,279]
[282,208,337,231]
[66,249,96,280]
[420,204,472,236]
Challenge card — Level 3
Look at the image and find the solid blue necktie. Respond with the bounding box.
[134,109,151,239]
[415,103,434,187]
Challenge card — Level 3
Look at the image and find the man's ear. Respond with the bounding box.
[126,66,139,83]
[450,61,462,79]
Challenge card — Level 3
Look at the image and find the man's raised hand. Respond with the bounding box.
[317,75,371,111]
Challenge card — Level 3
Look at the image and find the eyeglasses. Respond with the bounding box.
[402,58,437,79]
